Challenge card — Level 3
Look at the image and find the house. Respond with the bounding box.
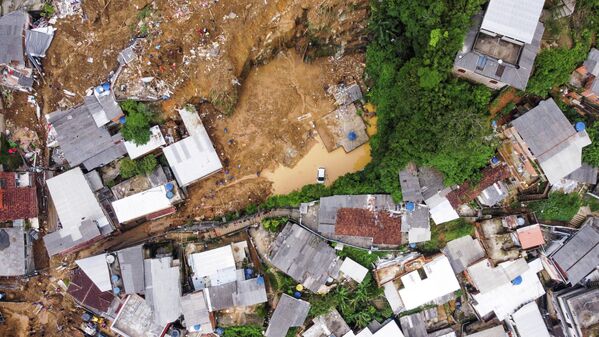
[43,168,113,256]
[383,255,460,313]
[0,172,38,222]
[402,204,432,244]
[265,294,311,337]
[342,319,405,337]
[581,48,599,105]
[446,164,511,208]
[553,287,599,337]
[302,309,351,337]
[506,302,551,337]
[269,223,342,292]
[515,224,545,250]
[0,227,34,276]
[465,326,508,337]
[442,235,486,274]
[468,258,545,320]
[0,11,54,91]
[67,268,117,317]
[399,166,459,225]
[547,217,599,285]
[453,0,544,90]
[510,99,592,185]
[111,182,182,225]
[110,294,168,337]
[74,244,146,296]
[400,312,457,337]
[144,256,182,326]
[124,125,166,160]
[317,194,403,246]
[187,241,267,311]
[47,94,126,170]
[181,291,214,334]
[339,257,369,283]
[564,163,598,185]
[163,106,222,188]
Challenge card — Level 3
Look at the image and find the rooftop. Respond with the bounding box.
[0,11,28,67]
[67,268,115,314]
[0,227,32,276]
[396,255,460,310]
[516,224,545,249]
[188,244,237,289]
[565,163,598,184]
[480,0,544,44]
[111,183,178,224]
[44,168,111,256]
[116,245,145,294]
[111,294,165,337]
[269,223,341,292]
[75,254,112,292]
[555,287,599,337]
[509,302,550,337]
[207,275,267,310]
[124,125,166,159]
[47,96,126,170]
[181,291,213,333]
[144,257,182,326]
[343,319,405,337]
[511,99,592,184]
[446,164,511,208]
[467,258,529,293]
[163,106,222,187]
[302,309,351,337]
[465,326,507,337]
[335,208,402,245]
[0,172,38,221]
[473,32,522,65]
[339,257,369,283]
[550,217,599,284]
[318,194,398,234]
[399,164,424,203]
[583,48,599,76]
[265,294,311,337]
[442,235,486,274]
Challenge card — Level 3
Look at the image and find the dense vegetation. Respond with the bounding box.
[222,325,262,337]
[583,122,599,167]
[119,155,158,179]
[260,217,289,232]
[120,100,156,145]
[528,192,582,222]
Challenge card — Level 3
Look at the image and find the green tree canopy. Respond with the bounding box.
[120,100,155,145]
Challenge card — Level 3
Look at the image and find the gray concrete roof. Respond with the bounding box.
[302,309,350,337]
[117,245,145,294]
[111,294,165,337]
[269,223,341,292]
[399,166,424,203]
[566,163,598,184]
[454,12,544,90]
[265,294,311,337]
[555,287,599,336]
[400,312,429,337]
[207,281,236,310]
[43,218,102,256]
[208,276,267,311]
[181,291,212,332]
[48,99,126,170]
[144,257,182,326]
[465,326,507,337]
[551,217,599,284]
[442,235,486,274]
[477,181,509,207]
[0,11,27,66]
[418,167,446,201]
[25,28,53,57]
[584,48,599,76]
[0,227,32,276]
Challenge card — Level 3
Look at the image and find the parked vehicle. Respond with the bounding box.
[317,167,326,184]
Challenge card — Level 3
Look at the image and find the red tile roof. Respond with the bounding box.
[446,164,511,208]
[0,172,38,221]
[334,208,402,245]
[517,224,545,249]
[67,268,115,314]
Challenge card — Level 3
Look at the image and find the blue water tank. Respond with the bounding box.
[113,287,121,295]
[491,156,500,165]
[216,327,225,336]
[244,268,254,280]
[111,274,120,282]
[193,325,201,331]
[511,275,523,285]
[348,131,357,141]
[170,330,180,337]
[165,183,174,191]
[294,291,302,299]
[102,82,111,91]
[257,275,264,285]
[95,86,104,94]
[405,201,415,212]
[119,116,126,124]
[409,243,417,249]
[576,122,586,132]
[166,191,174,199]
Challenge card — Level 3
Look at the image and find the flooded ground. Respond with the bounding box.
[263,117,377,195]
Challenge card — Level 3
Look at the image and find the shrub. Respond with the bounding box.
[119,156,158,179]
[528,192,582,222]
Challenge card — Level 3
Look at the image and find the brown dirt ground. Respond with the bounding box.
[1,0,369,335]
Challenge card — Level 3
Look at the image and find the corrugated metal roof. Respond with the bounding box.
[181,291,212,333]
[265,294,310,337]
[442,235,485,273]
[163,107,222,187]
[75,254,111,292]
[551,218,599,284]
[269,223,341,292]
[340,258,368,283]
[25,26,54,57]
[0,11,28,66]
[399,166,423,202]
[117,245,145,294]
[112,184,174,224]
[510,302,551,337]
[480,0,544,43]
[465,326,507,337]
[144,257,182,326]
[583,48,599,76]
[0,227,28,276]
[110,294,165,337]
[399,313,428,337]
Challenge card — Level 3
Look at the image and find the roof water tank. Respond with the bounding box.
[575,122,586,132]
[166,191,174,199]
[106,254,116,264]
[119,116,126,124]
[516,217,526,226]
[293,291,302,299]
[256,276,265,285]
[192,325,201,332]
[113,287,121,295]
[170,329,181,337]
[111,274,120,282]
[165,183,174,191]
[348,131,357,141]
[102,82,111,91]
[216,327,225,335]
[511,275,523,285]
[0,229,10,250]
[491,156,500,165]
[405,202,415,212]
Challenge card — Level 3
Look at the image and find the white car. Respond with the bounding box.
[317,167,326,184]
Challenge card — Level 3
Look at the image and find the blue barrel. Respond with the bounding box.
[576,122,586,132]
[293,291,302,299]
[193,325,201,331]
[511,275,523,285]
[119,116,126,124]
[113,287,121,295]
[165,183,174,191]
[111,274,120,282]
[95,86,104,94]
[166,191,174,199]
[491,156,499,165]
[348,131,357,141]
[215,328,225,336]
[405,201,415,212]
[102,82,111,91]
[244,268,254,280]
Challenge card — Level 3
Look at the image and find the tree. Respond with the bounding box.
[119,158,138,179]
[583,122,599,166]
[119,156,158,178]
[120,100,155,145]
